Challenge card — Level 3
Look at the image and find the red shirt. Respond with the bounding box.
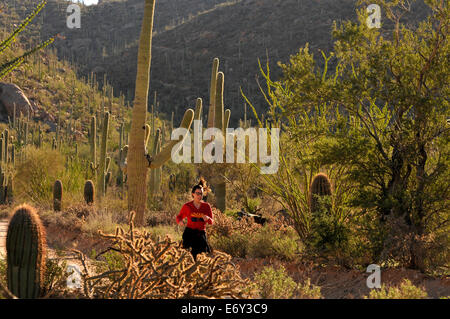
[176,201,214,231]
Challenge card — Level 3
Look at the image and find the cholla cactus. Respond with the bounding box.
[73,211,251,299]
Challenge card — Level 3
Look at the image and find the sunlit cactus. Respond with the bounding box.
[6,204,47,298]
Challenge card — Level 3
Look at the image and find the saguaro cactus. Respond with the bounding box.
[98,112,110,197]
[149,128,162,197]
[203,59,231,213]
[53,179,63,211]
[309,173,332,214]
[6,204,47,299]
[127,0,194,225]
[89,115,97,181]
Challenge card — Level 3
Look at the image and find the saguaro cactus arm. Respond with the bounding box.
[149,108,194,168]
[207,58,219,128]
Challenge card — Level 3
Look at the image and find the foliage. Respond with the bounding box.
[248,224,301,261]
[42,258,68,298]
[295,278,323,299]
[251,266,297,299]
[243,0,449,271]
[365,279,428,299]
[251,265,322,299]
[244,197,262,215]
[0,0,54,79]
[209,210,300,260]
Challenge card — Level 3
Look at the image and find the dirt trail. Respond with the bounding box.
[0,218,91,275]
[0,219,7,258]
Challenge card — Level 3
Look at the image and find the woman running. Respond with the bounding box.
[176,179,214,260]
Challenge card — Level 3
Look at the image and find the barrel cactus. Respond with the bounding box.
[309,173,332,214]
[53,179,63,211]
[84,180,95,205]
[6,204,47,298]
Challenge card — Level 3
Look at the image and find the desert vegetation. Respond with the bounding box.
[0,0,448,300]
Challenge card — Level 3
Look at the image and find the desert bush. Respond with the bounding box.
[74,211,251,298]
[208,209,259,257]
[252,266,297,299]
[208,209,300,260]
[15,146,64,205]
[42,258,69,298]
[295,278,322,299]
[308,203,350,253]
[211,232,251,258]
[365,279,428,299]
[248,225,300,261]
[80,207,127,235]
[244,197,262,215]
[208,208,261,239]
[251,265,322,299]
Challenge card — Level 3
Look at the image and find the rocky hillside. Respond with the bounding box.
[1,0,431,125]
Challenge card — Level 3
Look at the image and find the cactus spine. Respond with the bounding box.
[6,204,47,299]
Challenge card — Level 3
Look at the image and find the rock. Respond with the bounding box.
[0,82,34,120]
[92,66,106,74]
[72,38,92,50]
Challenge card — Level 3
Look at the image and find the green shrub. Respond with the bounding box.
[15,146,64,205]
[211,232,250,258]
[249,225,300,261]
[252,266,297,299]
[365,279,429,299]
[245,197,261,215]
[295,278,322,299]
[309,212,350,252]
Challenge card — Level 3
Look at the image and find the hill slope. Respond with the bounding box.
[1,0,431,125]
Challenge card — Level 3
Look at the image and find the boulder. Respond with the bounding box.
[0,82,34,120]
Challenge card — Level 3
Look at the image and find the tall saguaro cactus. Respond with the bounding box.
[89,115,97,181]
[127,0,194,225]
[203,58,231,213]
[98,111,110,197]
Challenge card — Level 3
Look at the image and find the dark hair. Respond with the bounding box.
[191,177,210,195]
[191,184,203,194]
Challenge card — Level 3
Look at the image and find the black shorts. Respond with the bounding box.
[182,227,211,259]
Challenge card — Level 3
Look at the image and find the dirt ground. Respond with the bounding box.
[1,217,449,299]
[235,257,450,299]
